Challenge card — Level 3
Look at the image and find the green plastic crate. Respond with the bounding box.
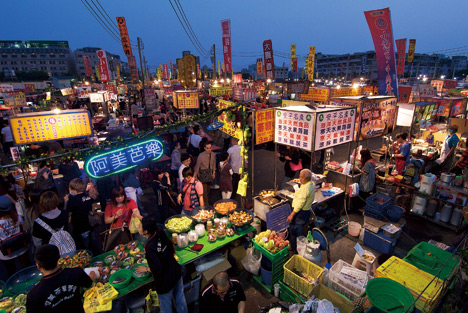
[253,239,289,262]
[279,281,305,304]
[403,241,460,282]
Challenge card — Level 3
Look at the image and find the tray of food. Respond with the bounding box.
[165,215,194,233]
[228,209,254,227]
[58,250,92,268]
[257,190,284,206]
[214,200,238,215]
[191,206,215,223]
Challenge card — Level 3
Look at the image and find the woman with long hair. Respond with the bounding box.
[355,149,376,201]
[151,168,173,224]
[32,191,67,247]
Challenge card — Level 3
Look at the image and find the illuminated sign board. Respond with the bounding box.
[85,139,164,179]
[10,110,92,145]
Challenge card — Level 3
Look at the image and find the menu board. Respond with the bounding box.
[173,91,199,109]
[314,108,356,150]
[255,109,274,144]
[274,109,314,151]
[359,98,397,140]
[10,111,92,145]
[299,87,329,102]
[218,100,243,139]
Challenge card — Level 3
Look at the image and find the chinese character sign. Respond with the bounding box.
[314,109,356,151]
[395,38,407,75]
[173,91,199,109]
[10,111,92,145]
[308,46,315,80]
[407,39,416,63]
[116,17,133,57]
[83,56,93,77]
[257,58,263,75]
[85,139,164,179]
[274,109,314,151]
[183,54,197,88]
[96,50,110,82]
[263,39,275,80]
[255,109,275,144]
[218,100,243,139]
[128,56,139,83]
[290,44,296,70]
[364,8,398,99]
[221,19,232,73]
[359,98,397,140]
[163,64,169,80]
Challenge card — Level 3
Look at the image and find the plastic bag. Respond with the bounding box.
[237,179,247,197]
[349,183,359,197]
[83,283,117,313]
[145,289,159,312]
[129,216,141,234]
[95,283,118,305]
[241,246,262,275]
[297,236,308,257]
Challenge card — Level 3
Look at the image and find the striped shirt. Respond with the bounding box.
[457,148,468,169]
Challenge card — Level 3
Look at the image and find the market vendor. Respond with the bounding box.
[26,244,94,313]
[436,124,460,171]
[287,169,315,253]
[393,133,411,175]
[200,271,246,313]
[450,138,468,175]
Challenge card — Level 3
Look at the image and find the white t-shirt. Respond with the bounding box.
[178,164,188,183]
[1,126,13,143]
[189,134,202,148]
[0,216,22,241]
[228,145,243,174]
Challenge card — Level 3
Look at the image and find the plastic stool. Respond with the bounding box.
[352,250,377,276]
[139,168,153,187]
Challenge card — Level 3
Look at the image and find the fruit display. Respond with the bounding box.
[193,209,214,223]
[214,201,237,215]
[165,216,193,233]
[254,230,289,254]
[228,210,252,227]
[133,265,150,278]
[58,250,92,268]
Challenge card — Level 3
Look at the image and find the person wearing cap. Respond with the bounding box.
[26,244,94,313]
[0,195,29,277]
[436,124,460,171]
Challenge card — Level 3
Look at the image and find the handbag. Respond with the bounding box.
[102,225,133,252]
[289,159,303,171]
[198,153,213,183]
[0,225,29,256]
[88,210,103,227]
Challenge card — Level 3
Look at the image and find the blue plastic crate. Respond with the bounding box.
[266,203,292,233]
[364,205,385,220]
[366,193,392,213]
[363,229,397,254]
[386,205,405,223]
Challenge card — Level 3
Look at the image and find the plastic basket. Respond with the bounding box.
[386,205,405,223]
[366,193,392,213]
[279,281,306,304]
[363,229,397,255]
[376,256,446,313]
[364,205,385,220]
[329,259,370,302]
[283,255,323,296]
[253,238,289,262]
[266,203,292,233]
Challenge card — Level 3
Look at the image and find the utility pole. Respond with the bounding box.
[213,44,216,80]
[137,37,145,106]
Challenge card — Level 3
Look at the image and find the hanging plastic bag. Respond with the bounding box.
[129,216,141,234]
[95,283,118,305]
[241,246,262,275]
[145,289,159,312]
[349,183,359,197]
[297,236,308,257]
[237,178,248,197]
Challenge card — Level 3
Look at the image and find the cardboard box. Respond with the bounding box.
[199,258,232,290]
[229,244,247,271]
[308,284,354,313]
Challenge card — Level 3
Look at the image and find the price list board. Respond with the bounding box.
[10,111,92,145]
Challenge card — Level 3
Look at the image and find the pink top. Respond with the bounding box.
[182,178,203,211]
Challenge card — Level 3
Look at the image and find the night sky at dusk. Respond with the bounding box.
[4,0,468,71]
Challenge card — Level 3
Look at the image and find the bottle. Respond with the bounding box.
[207,220,213,231]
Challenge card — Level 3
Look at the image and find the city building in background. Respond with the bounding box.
[74,47,122,79]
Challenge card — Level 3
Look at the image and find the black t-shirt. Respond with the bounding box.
[200,279,246,313]
[26,268,92,313]
[68,192,93,234]
[32,210,68,244]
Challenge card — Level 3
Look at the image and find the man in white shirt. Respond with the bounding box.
[227,137,243,199]
[1,120,14,157]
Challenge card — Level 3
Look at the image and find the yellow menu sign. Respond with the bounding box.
[255,109,274,144]
[173,91,199,109]
[218,100,242,139]
[10,110,92,145]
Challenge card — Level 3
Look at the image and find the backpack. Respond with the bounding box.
[35,218,76,256]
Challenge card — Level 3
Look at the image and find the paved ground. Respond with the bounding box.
[136,124,460,312]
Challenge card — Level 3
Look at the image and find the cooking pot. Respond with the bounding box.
[440,172,455,184]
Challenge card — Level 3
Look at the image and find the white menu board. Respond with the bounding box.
[274,109,314,151]
[314,108,356,151]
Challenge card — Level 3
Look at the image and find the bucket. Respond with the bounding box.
[425,199,438,218]
[412,195,428,215]
[348,221,361,237]
[450,207,462,226]
[251,217,261,234]
[440,204,453,223]
[260,266,272,286]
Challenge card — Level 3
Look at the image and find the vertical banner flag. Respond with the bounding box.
[169,60,173,79]
[308,46,316,80]
[96,50,110,82]
[128,55,139,83]
[256,58,263,75]
[364,8,398,98]
[163,64,169,80]
[116,17,133,56]
[157,67,162,80]
[183,54,197,87]
[83,56,93,77]
[176,58,185,85]
[197,64,201,79]
[221,19,232,73]
[263,40,275,80]
[292,58,298,73]
[94,66,100,81]
[116,65,120,81]
[395,38,407,75]
[407,39,416,63]
[218,60,221,77]
[290,44,296,70]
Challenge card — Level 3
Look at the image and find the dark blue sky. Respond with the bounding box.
[4,0,468,71]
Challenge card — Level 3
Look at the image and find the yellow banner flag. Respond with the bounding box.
[308,46,316,80]
[290,44,296,69]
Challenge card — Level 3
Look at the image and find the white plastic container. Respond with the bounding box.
[348,222,361,237]
[195,224,205,237]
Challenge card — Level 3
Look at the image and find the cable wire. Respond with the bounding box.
[173,0,208,54]
[80,0,121,42]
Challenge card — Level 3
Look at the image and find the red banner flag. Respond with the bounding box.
[163,64,169,80]
[395,38,407,75]
[83,56,93,77]
[256,58,263,75]
[407,39,416,63]
[221,19,232,73]
[96,50,110,82]
[116,17,133,57]
[292,57,298,73]
[263,40,275,80]
[128,55,139,83]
